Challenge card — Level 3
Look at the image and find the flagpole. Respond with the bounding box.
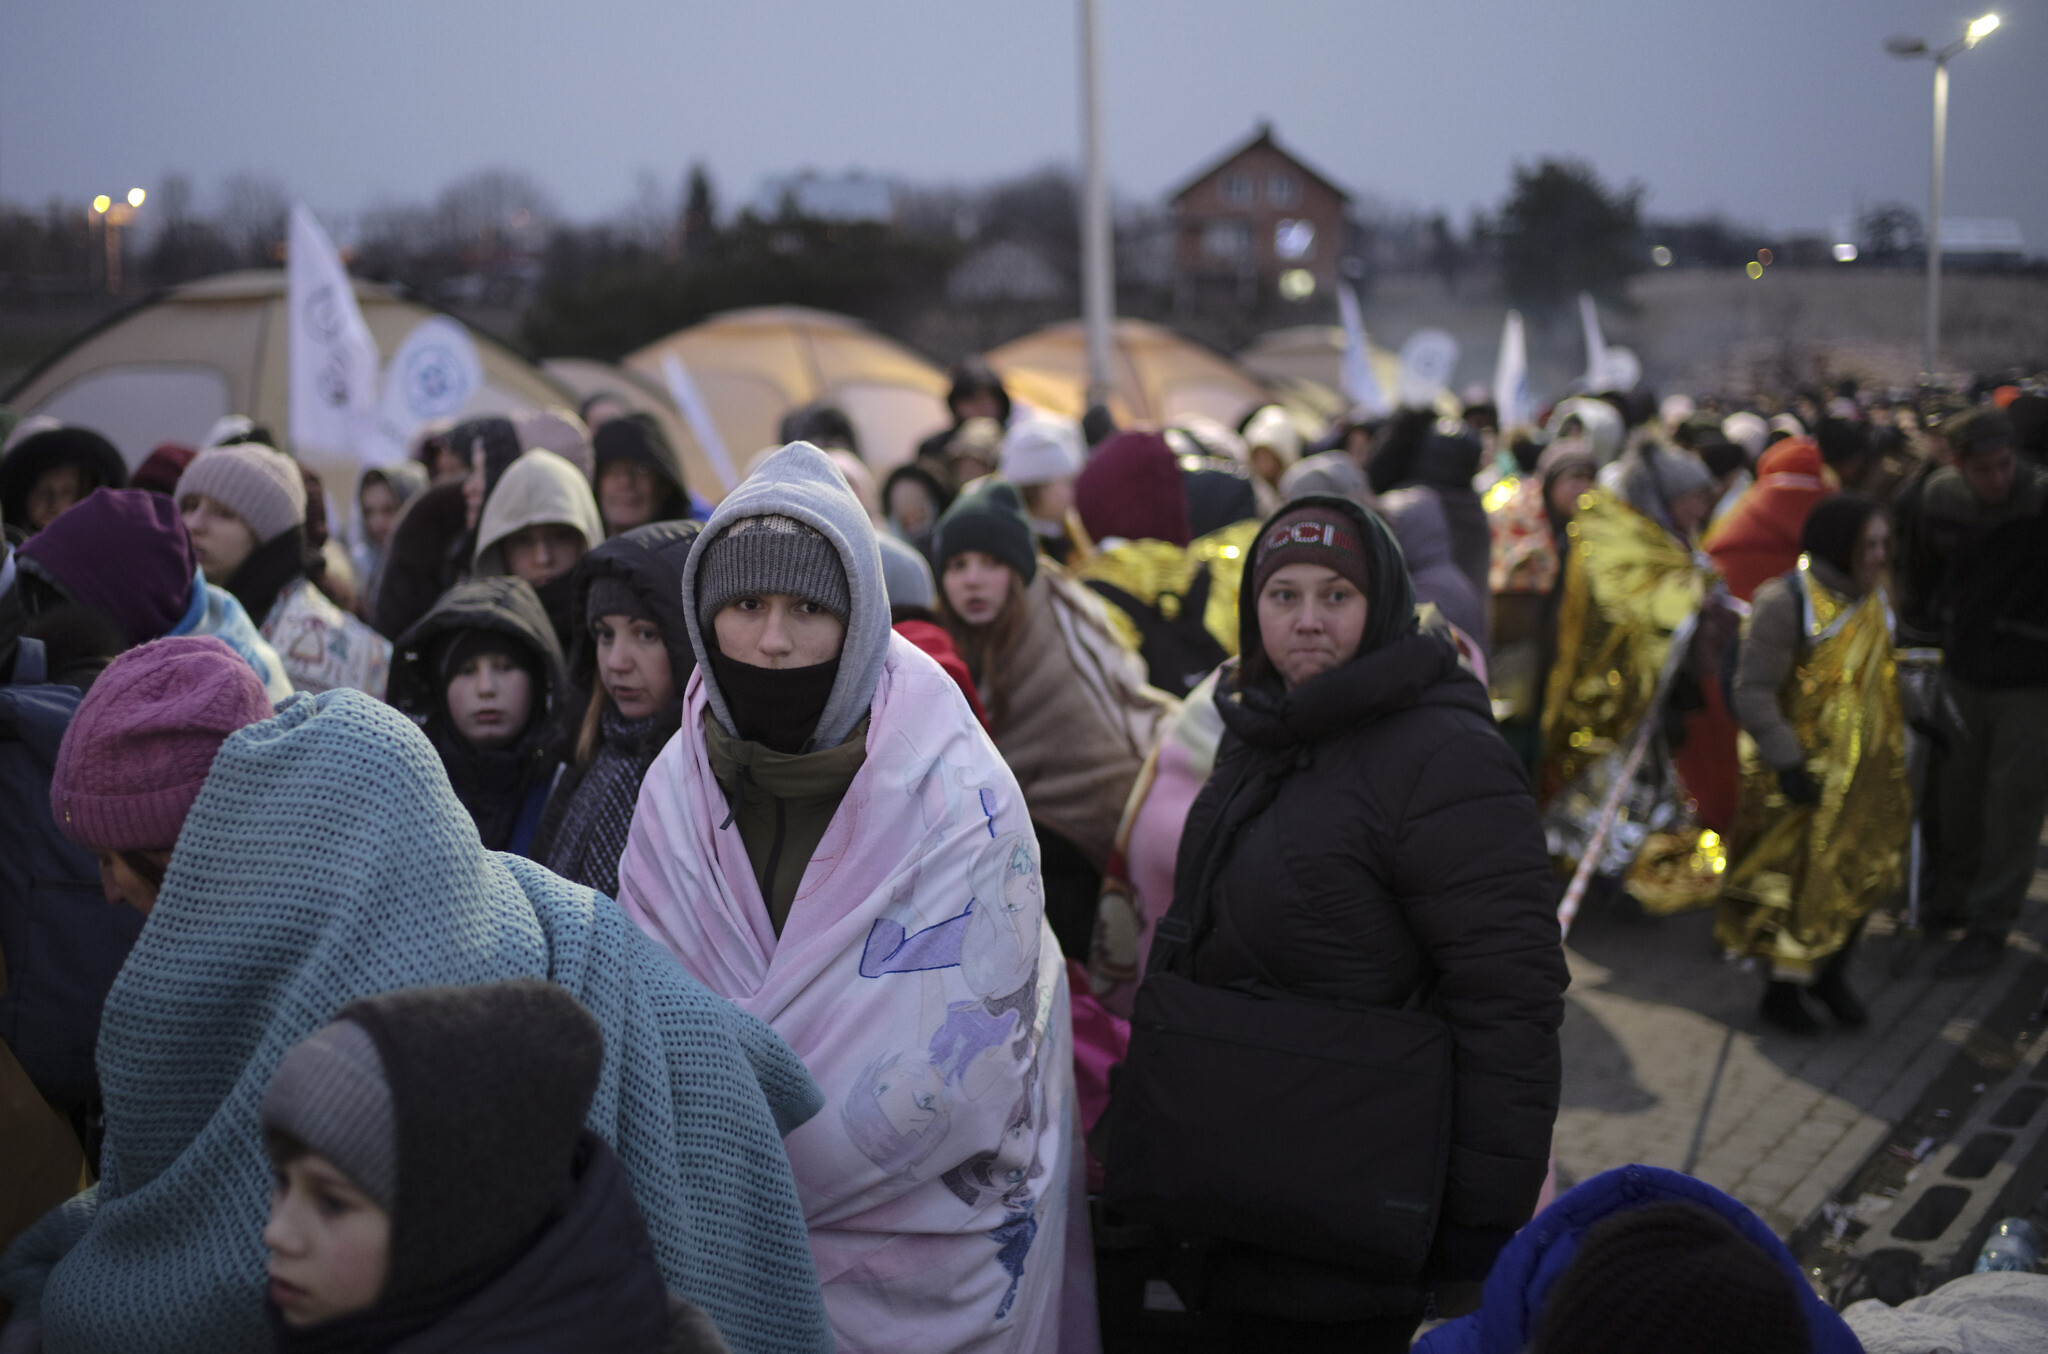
[1078,0,1114,410]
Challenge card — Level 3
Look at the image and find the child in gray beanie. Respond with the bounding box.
[258,978,729,1352]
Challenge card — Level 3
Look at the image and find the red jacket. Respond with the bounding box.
[893,619,990,731]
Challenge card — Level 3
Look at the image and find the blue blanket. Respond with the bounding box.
[0,689,830,1354]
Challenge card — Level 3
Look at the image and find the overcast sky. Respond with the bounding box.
[8,0,2045,250]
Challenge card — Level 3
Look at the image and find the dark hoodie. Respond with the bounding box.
[390,577,569,854]
[372,418,525,641]
[531,521,701,896]
[0,427,129,532]
[593,414,693,533]
[1148,494,1565,1318]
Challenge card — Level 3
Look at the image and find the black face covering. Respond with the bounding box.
[706,649,841,755]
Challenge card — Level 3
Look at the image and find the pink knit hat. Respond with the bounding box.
[51,636,275,851]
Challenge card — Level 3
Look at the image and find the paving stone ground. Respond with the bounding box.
[1554,867,2048,1240]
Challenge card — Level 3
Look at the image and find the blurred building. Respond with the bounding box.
[1168,122,1352,313]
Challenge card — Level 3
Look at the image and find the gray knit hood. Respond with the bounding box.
[681,441,888,751]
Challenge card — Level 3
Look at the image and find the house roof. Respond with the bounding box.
[1168,122,1353,207]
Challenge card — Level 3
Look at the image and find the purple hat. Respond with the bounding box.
[51,636,274,851]
[16,488,197,645]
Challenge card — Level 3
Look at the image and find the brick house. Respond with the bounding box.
[1168,122,1352,311]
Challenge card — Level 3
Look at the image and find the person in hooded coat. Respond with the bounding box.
[176,443,392,697]
[1379,485,1488,659]
[371,417,525,641]
[1114,496,1566,1351]
[0,636,832,1354]
[472,449,608,657]
[390,577,570,857]
[616,443,1079,1354]
[257,980,729,1353]
[882,460,955,566]
[16,488,291,700]
[530,520,700,898]
[934,479,1178,957]
[915,359,1013,465]
[0,427,128,535]
[347,462,428,614]
[1414,1164,1859,1354]
[594,413,701,536]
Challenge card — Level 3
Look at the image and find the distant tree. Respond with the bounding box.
[1497,158,1643,312]
[145,172,236,285]
[680,163,718,264]
[218,173,290,267]
[1642,214,1770,268]
[433,168,555,259]
[1857,202,1923,263]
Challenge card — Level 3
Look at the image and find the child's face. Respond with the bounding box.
[263,1152,390,1327]
[446,651,533,750]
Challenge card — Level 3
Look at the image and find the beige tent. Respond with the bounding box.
[983,319,1270,429]
[623,306,950,475]
[542,357,730,505]
[9,271,572,469]
[1236,325,1401,417]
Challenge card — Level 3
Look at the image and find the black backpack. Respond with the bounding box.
[1086,565,1229,696]
[0,638,146,1109]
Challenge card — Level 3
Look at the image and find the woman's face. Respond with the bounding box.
[445,652,533,750]
[713,594,845,668]
[95,849,171,915]
[1256,562,1368,689]
[942,551,1014,627]
[888,480,936,535]
[501,524,586,588]
[179,492,259,583]
[359,480,400,547]
[1547,468,1595,519]
[1852,513,1891,593]
[1667,488,1712,541]
[593,613,675,719]
[27,463,88,530]
[598,460,660,534]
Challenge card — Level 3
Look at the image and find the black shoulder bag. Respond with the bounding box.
[1101,752,1455,1281]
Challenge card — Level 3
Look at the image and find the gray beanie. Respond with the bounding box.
[695,513,851,630]
[174,443,307,545]
[259,1019,396,1212]
[876,532,936,610]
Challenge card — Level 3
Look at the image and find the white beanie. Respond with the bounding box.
[1722,412,1768,461]
[999,419,1085,487]
[1242,405,1302,468]
[175,443,307,545]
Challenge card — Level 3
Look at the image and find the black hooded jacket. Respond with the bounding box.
[0,427,129,530]
[529,521,700,876]
[371,419,525,641]
[593,414,692,529]
[390,576,569,853]
[1158,494,1567,1310]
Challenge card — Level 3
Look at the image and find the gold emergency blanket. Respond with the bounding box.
[1074,518,1261,657]
[1714,560,1910,978]
[1538,489,1725,913]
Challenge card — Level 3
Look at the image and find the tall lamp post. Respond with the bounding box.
[91,187,147,294]
[1077,0,1114,411]
[1886,13,1999,382]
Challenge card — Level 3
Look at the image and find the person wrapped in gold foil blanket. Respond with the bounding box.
[1537,446,1730,913]
[1717,495,1909,1034]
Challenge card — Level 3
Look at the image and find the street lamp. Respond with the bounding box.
[91,188,147,294]
[1887,13,2000,381]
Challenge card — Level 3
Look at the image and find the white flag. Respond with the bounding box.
[362,317,484,467]
[1493,310,1531,429]
[659,352,739,492]
[1335,283,1390,416]
[288,204,379,460]
[1396,329,1460,408]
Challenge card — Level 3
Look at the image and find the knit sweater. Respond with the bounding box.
[0,689,829,1354]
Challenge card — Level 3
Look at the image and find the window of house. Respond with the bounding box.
[1267,173,1300,207]
[1274,219,1315,260]
[1203,221,1252,261]
[1221,173,1253,207]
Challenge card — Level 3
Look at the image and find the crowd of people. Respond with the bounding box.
[0,352,2044,1353]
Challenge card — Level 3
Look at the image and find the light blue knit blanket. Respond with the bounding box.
[0,689,830,1354]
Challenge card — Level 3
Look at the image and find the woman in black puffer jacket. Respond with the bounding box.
[1147,494,1568,1351]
